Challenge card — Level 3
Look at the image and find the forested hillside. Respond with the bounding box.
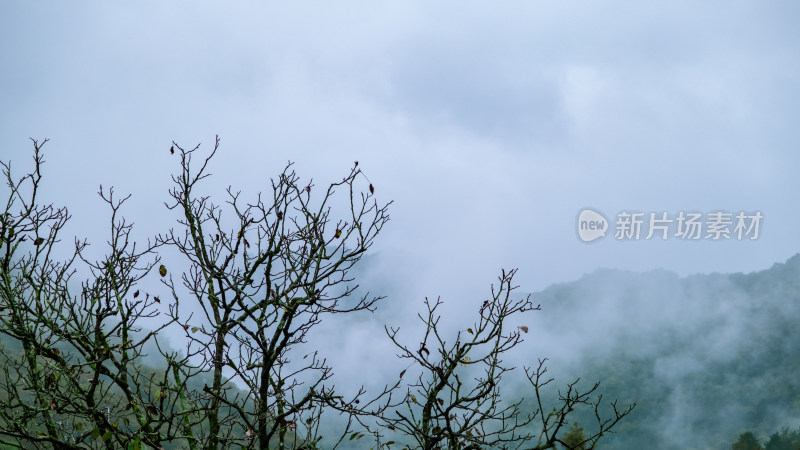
[525,254,800,449]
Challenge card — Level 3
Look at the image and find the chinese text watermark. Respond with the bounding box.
[577,209,762,242]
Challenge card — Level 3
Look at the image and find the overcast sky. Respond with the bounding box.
[2,1,799,305]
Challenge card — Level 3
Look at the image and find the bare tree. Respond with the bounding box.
[383,269,635,450]
[0,138,633,450]
[157,137,396,449]
[0,139,175,449]
[524,358,634,450]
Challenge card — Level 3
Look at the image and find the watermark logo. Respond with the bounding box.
[577,209,608,242]
[577,209,762,242]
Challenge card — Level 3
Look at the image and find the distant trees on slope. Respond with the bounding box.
[732,427,800,450]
